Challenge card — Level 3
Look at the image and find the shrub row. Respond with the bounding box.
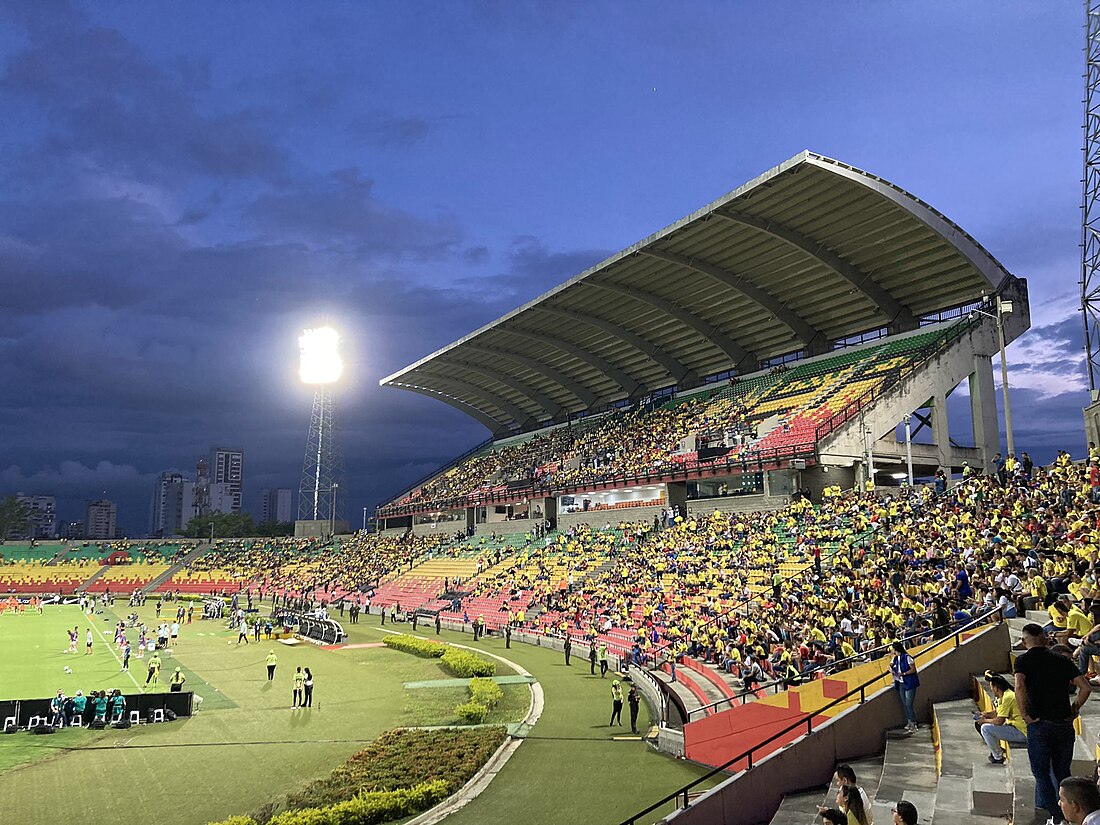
[209,782,450,825]
[269,781,451,825]
[236,727,508,823]
[440,647,495,678]
[381,634,446,658]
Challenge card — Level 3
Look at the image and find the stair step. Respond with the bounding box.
[149,543,214,592]
[928,775,972,820]
[930,812,1006,825]
[877,733,937,824]
[76,566,107,594]
[769,788,827,825]
[1012,773,1042,825]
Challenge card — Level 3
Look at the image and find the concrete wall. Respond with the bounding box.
[801,466,855,500]
[294,519,349,538]
[663,622,1009,825]
[557,505,665,531]
[470,517,541,537]
[688,494,789,515]
[1085,399,1100,450]
[408,520,465,538]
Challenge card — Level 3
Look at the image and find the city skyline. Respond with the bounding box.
[0,2,1088,534]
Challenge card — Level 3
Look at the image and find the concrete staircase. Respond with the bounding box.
[76,566,107,594]
[765,727,1002,825]
[928,669,1100,825]
[146,543,212,592]
[769,755,883,825]
[931,699,1021,824]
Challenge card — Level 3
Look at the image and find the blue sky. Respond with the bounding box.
[0,1,1087,533]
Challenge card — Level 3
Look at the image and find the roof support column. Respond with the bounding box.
[968,354,1000,469]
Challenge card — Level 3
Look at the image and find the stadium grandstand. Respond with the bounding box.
[3,153,1063,825]
[375,151,1030,536]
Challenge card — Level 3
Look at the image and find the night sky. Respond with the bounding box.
[0,1,1087,535]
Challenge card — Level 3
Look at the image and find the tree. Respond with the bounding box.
[183,511,257,539]
[0,496,32,540]
[254,520,294,537]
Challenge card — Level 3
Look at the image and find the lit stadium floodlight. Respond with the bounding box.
[299,327,343,385]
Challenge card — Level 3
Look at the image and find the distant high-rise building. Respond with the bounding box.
[207,483,236,515]
[261,488,293,523]
[149,472,196,537]
[194,458,210,517]
[85,499,117,540]
[14,493,57,539]
[210,447,244,514]
[62,521,84,540]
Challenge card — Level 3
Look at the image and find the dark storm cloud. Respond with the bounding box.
[0,196,177,313]
[0,1,1087,535]
[454,236,612,304]
[1,4,287,185]
[244,168,463,259]
[351,114,436,149]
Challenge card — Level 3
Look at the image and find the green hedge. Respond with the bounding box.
[208,818,258,825]
[441,648,495,678]
[468,677,503,709]
[455,700,488,724]
[261,727,507,821]
[381,634,446,658]
[265,781,450,825]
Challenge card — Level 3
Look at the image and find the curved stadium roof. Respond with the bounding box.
[381,151,1021,433]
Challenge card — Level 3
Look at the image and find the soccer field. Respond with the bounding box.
[0,603,711,825]
[0,603,173,701]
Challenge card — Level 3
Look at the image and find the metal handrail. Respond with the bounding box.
[684,611,970,720]
[619,605,1004,825]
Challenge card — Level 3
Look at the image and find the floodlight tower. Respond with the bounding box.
[297,327,347,528]
[1083,0,1100,396]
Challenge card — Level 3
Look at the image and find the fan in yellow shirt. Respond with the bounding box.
[976,673,1026,763]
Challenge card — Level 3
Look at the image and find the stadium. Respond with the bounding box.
[5,137,1093,825]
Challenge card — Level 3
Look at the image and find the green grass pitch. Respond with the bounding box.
[0,602,712,825]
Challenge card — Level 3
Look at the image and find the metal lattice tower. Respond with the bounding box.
[1083,0,1100,395]
[298,387,347,523]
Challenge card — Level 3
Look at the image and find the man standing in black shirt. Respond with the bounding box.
[1015,623,1092,824]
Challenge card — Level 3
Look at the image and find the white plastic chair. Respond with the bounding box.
[2,715,15,732]
[27,715,46,728]
[151,708,165,723]
[128,710,140,725]
[70,714,82,728]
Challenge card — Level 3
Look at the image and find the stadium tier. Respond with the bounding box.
[378,318,993,525]
[83,562,171,594]
[0,561,101,594]
[0,543,65,563]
